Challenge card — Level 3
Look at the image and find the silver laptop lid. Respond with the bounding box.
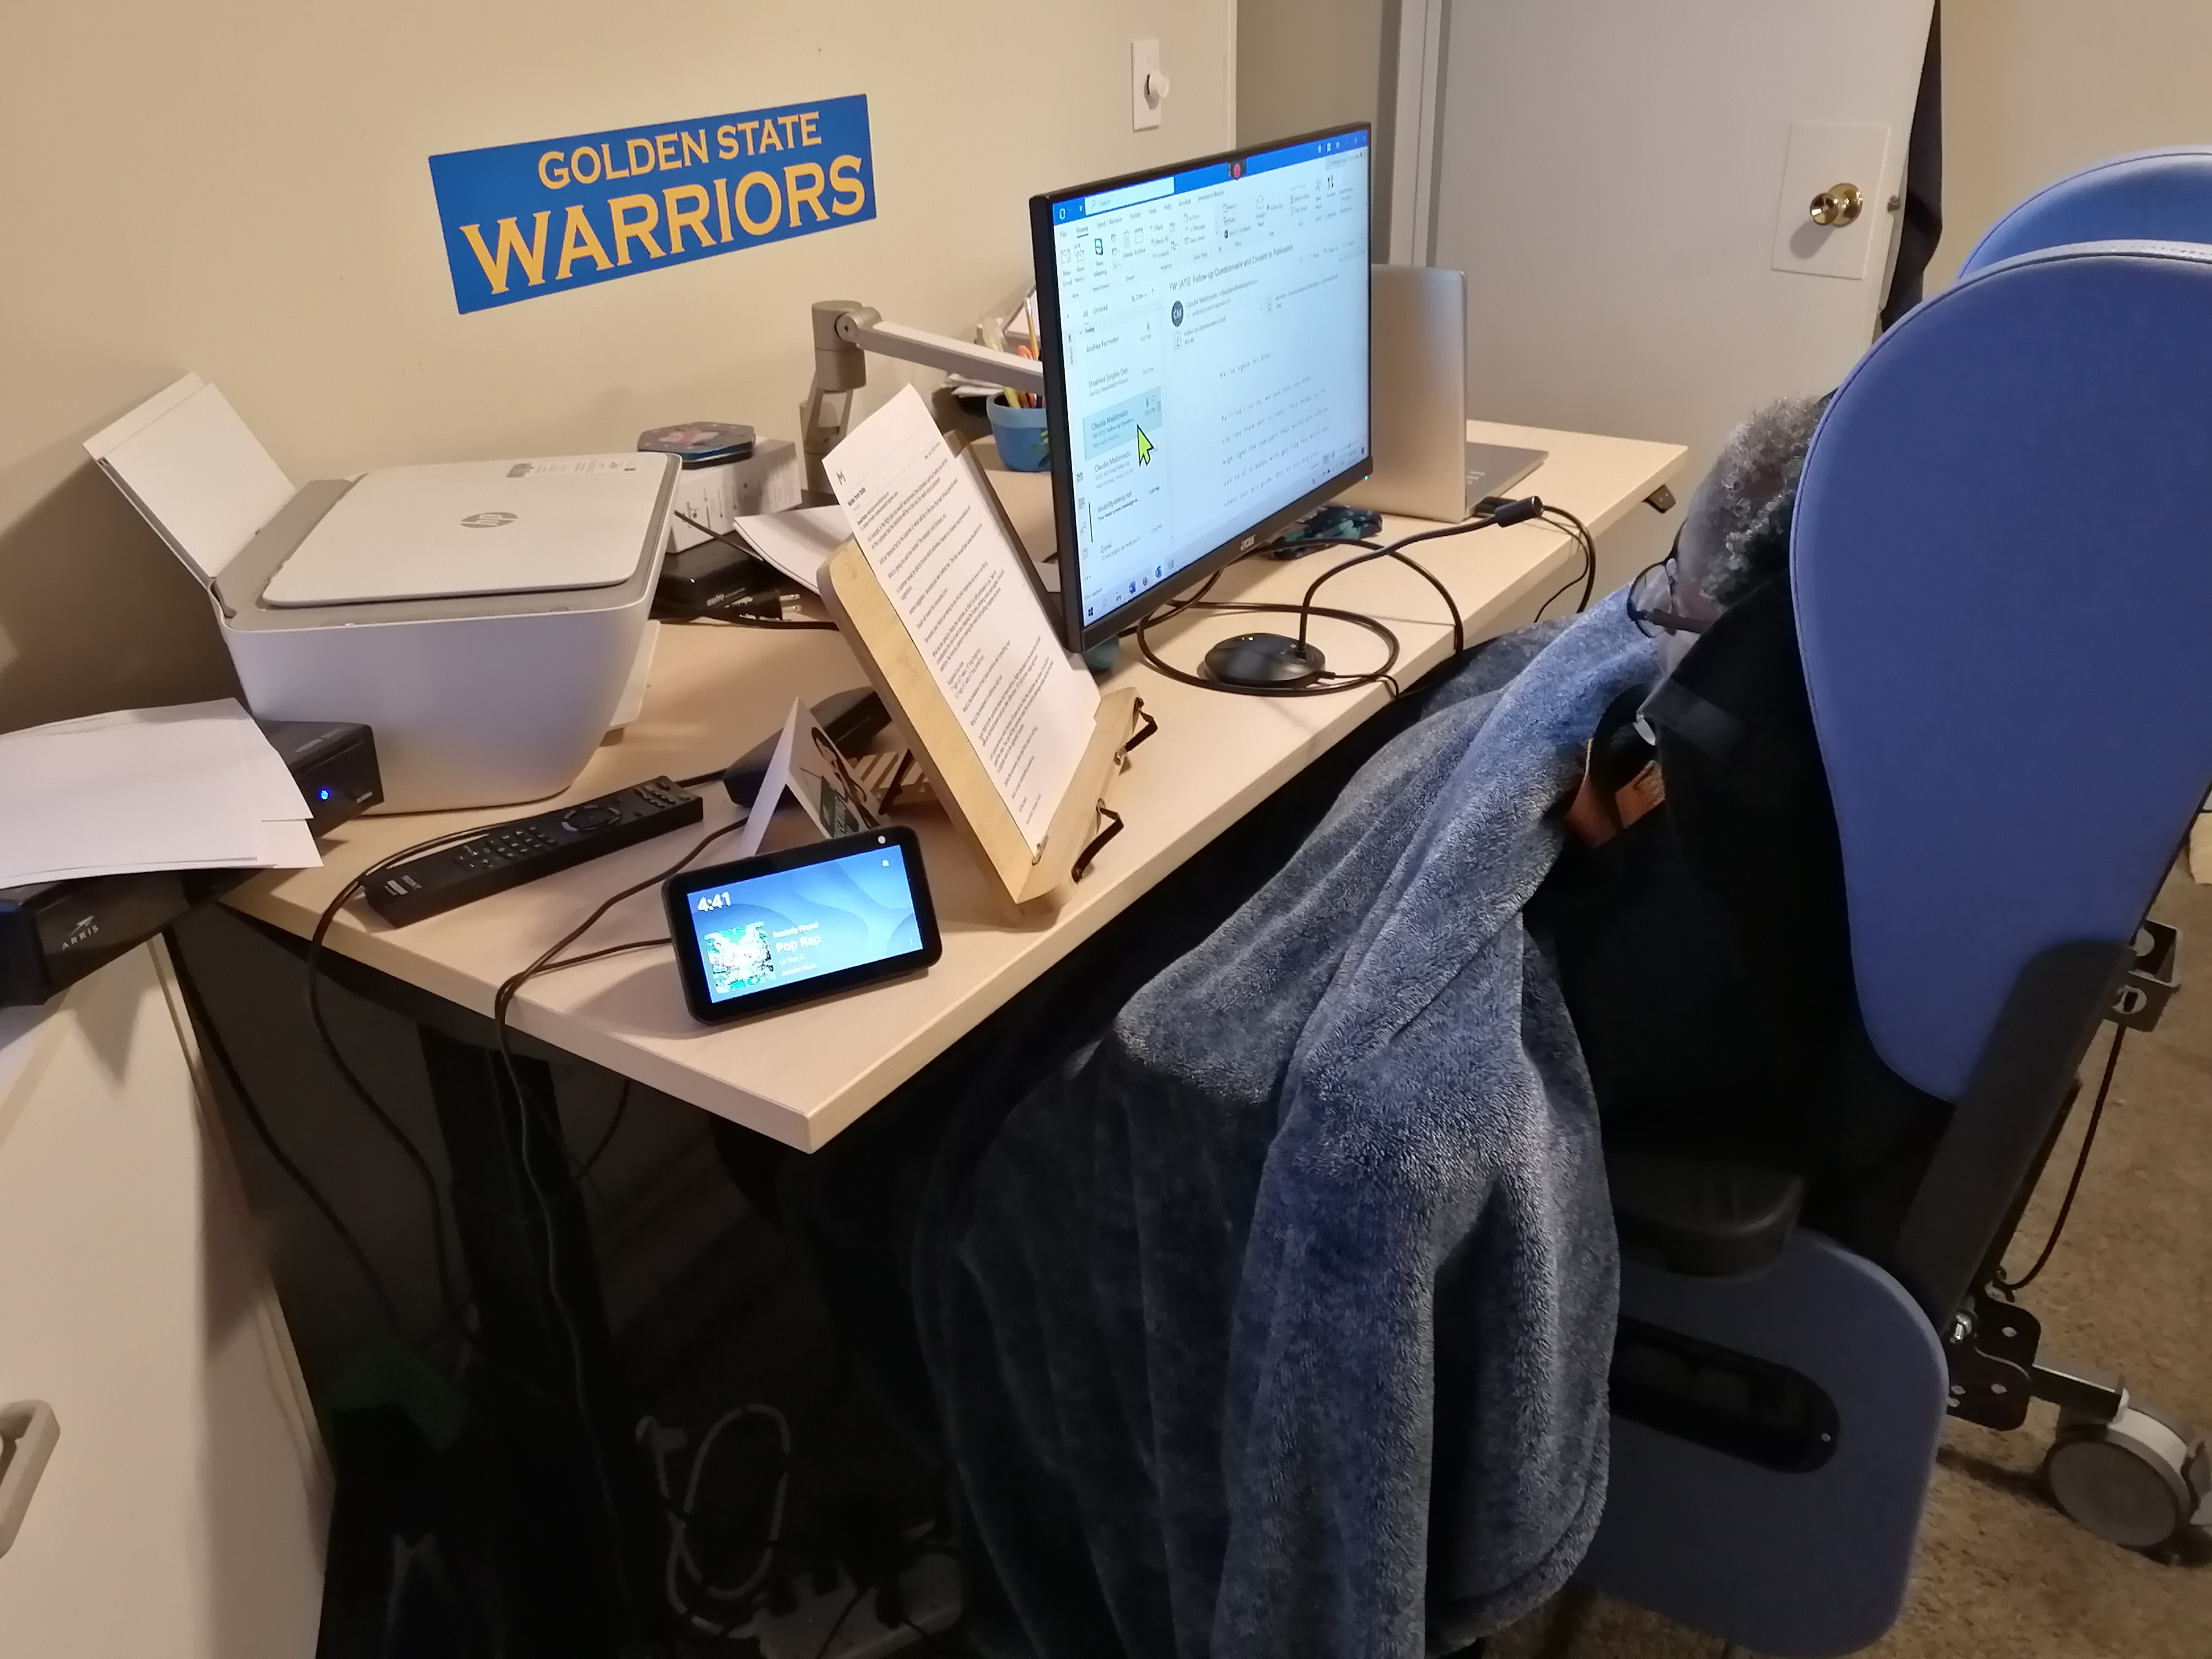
[1340,264,1469,523]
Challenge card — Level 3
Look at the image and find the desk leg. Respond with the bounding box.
[418,1026,666,1656]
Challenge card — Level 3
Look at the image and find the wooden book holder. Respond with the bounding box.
[820,540,1141,906]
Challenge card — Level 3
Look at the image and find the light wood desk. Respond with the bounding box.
[230,421,1685,1151]
[215,419,1682,1643]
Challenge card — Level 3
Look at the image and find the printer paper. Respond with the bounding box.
[0,700,318,888]
[824,386,1099,854]
[731,504,850,595]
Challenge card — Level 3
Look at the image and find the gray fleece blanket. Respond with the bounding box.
[910,603,1661,1659]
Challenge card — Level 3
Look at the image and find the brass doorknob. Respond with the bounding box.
[1809,183,1865,227]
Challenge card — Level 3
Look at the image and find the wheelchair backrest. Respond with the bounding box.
[1792,240,2212,1315]
[1961,148,2212,275]
[1793,241,2212,1108]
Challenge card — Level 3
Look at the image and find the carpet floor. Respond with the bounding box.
[1493,869,2212,1658]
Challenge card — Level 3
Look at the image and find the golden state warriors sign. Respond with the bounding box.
[428,95,875,313]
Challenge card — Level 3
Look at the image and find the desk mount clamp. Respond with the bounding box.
[800,300,1046,504]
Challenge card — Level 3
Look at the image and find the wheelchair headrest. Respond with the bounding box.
[1961,148,2212,276]
[1793,240,2212,1102]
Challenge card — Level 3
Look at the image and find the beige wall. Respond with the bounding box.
[1932,0,2212,287]
[0,2,1233,732]
[1237,0,1386,146]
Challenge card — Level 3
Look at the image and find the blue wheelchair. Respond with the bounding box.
[1572,151,2212,1657]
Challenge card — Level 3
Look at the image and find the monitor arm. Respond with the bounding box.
[800,300,1046,504]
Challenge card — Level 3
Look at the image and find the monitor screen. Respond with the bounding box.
[683,840,925,1006]
[1032,126,1371,648]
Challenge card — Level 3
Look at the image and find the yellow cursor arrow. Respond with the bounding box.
[1136,426,1154,464]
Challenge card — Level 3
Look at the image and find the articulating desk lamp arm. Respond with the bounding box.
[800,299,1047,504]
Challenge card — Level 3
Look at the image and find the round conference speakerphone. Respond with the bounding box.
[1202,631,1328,689]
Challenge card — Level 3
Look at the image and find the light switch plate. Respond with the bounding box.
[1132,38,1163,131]
[1771,120,1894,281]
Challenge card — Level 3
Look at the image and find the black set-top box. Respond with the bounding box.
[0,718,381,1008]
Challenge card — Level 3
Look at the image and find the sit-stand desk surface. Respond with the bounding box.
[230,421,1685,1151]
[219,417,1682,1652]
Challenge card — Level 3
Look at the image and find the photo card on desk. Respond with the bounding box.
[736,698,882,858]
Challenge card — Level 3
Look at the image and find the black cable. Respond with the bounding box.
[484,822,743,1643]
[665,515,839,630]
[289,815,735,1639]
[1533,506,1598,619]
[1134,599,1402,699]
[1532,564,1581,624]
[1118,568,1225,637]
[1547,505,1598,612]
[167,931,410,1335]
[810,1586,868,1659]
[1121,501,1534,698]
[663,609,840,631]
[304,827,489,1330]
[1386,547,1464,654]
[1283,498,1567,654]
[1996,1025,2127,1294]
[575,1078,634,1187]
[1293,525,1474,648]
[802,1551,956,1659]
[488,828,738,1048]
[296,824,668,1375]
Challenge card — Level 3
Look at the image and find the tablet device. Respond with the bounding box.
[663,827,941,1025]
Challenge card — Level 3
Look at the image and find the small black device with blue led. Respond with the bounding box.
[663,825,941,1025]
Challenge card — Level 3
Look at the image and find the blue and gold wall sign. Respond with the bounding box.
[428,95,875,313]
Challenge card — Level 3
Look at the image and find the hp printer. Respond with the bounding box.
[86,375,678,812]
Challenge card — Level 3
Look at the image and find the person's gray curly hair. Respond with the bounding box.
[1683,394,1828,608]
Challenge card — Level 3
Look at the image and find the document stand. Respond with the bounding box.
[820,540,1144,905]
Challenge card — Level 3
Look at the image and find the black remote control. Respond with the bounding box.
[364,778,704,926]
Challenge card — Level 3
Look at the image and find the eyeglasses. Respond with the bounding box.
[1625,542,1710,639]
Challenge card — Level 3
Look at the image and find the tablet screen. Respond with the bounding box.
[682,839,925,1006]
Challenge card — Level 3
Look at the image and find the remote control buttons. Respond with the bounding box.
[562,804,622,833]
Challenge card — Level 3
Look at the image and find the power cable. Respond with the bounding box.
[574,1078,634,1188]
[1995,1024,2127,1294]
[641,1405,794,1640]
[664,515,838,630]
[1133,498,1557,699]
[481,820,745,1644]
[1533,506,1599,620]
[1135,598,1403,699]
[306,828,486,1333]
[167,930,410,1335]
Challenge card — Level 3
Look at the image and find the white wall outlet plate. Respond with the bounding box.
[1132,38,1165,131]
[1771,120,1895,281]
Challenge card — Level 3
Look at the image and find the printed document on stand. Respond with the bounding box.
[824,386,1098,853]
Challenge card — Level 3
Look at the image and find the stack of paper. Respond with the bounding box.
[732,504,851,595]
[0,699,319,888]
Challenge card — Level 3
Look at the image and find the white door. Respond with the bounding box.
[1393,0,1934,588]
[0,944,328,1656]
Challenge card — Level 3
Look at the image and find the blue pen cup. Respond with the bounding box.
[987,400,1052,472]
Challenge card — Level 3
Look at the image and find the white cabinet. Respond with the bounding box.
[0,943,326,1655]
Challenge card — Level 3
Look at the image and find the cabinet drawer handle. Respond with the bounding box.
[0,1401,60,1558]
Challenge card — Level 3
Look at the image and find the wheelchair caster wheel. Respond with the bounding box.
[2042,1399,2210,1550]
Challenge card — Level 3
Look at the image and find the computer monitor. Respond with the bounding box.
[1030,125,1372,651]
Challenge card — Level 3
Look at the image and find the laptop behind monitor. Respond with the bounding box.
[1341,264,1546,522]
